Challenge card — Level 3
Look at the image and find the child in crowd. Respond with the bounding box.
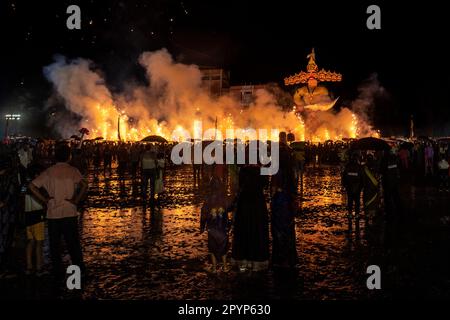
[24,164,47,276]
[200,177,232,273]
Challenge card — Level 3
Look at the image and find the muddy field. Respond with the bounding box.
[2,164,450,300]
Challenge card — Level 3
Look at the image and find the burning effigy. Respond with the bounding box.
[285,48,380,142]
[43,48,380,143]
[285,48,342,112]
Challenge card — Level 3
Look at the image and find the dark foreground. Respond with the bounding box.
[2,164,450,300]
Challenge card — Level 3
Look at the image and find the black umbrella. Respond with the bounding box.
[95,137,104,141]
[351,137,391,151]
[141,135,168,143]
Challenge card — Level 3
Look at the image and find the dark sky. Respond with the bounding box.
[1,0,449,136]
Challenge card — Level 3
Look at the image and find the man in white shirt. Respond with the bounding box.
[29,143,88,283]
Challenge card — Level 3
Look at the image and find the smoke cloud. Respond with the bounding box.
[43,49,381,142]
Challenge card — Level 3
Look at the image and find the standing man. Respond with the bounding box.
[141,146,158,204]
[362,154,380,229]
[103,144,113,177]
[382,152,402,222]
[130,144,141,181]
[424,142,434,176]
[277,132,297,195]
[117,143,129,181]
[342,153,364,235]
[28,143,88,286]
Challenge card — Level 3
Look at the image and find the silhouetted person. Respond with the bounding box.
[362,154,380,228]
[103,144,113,176]
[382,153,402,222]
[130,144,141,180]
[29,144,88,288]
[232,165,269,272]
[154,152,165,203]
[93,144,102,180]
[141,147,158,204]
[342,154,364,234]
[271,172,298,269]
[200,177,232,273]
[192,142,202,184]
[424,143,434,176]
[276,132,297,195]
[117,144,129,181]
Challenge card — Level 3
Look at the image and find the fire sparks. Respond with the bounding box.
[82,103,364,144]
[349,112,359,139]
[293,110,306,141]
[193,120,202,140]
[45,50,379,144]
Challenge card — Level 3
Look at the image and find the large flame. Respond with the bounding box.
[350,112,358,139]
[44,49,378,143]
[82,105,364,143]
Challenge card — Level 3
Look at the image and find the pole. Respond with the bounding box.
[118,115,121,141]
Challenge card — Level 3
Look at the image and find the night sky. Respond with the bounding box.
[1,0,449,137]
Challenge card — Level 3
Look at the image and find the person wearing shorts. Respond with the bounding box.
[25,189,46,276]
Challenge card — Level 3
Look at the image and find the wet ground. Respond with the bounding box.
[2,163,450,300]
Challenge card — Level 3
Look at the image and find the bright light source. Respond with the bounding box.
[5,114,21,120]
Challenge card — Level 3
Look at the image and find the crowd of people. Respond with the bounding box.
[339,138,450,238]
[1,134,449,291]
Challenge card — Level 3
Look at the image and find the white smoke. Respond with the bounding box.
[43,49,381,141]
[44,55,117,138]
[301,73,384,140]
[350,73,385,137]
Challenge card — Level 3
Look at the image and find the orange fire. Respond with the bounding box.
[82,104,365,143]
[349,112,358,139]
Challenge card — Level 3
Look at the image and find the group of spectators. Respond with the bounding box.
[1,134,449,289]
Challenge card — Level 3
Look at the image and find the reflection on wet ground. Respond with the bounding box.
[3,164,450,299]
[79,165,374,299]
